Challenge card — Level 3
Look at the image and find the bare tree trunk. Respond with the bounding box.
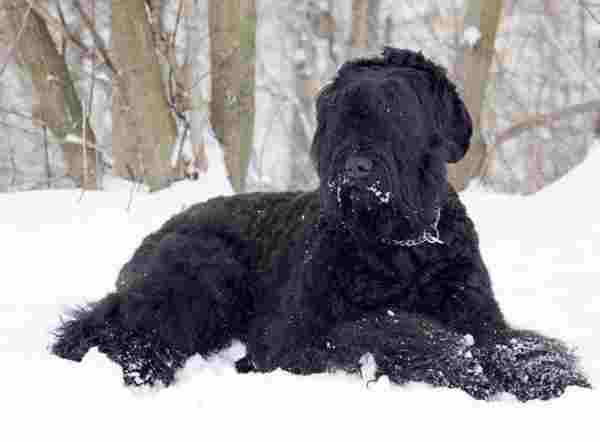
[449,0,503,191]
[287,3,336,190]
[209,0,248,192]
[112,0,177,191]
[5,1,98,189]
[240,0,256,191]
[350,0,380,57]
[351,0,369,51]
[181,0,209,177]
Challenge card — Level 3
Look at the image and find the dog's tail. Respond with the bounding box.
[51,292,121,362]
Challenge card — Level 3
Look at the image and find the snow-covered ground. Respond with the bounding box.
[1,146,599,441]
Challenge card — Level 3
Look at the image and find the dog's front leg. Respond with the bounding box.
[241,227,342,374]
[417,256,591,400]
[322,309,499,400]
[242,308,500,400]
[413,253,508,341]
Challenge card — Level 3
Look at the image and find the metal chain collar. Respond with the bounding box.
[382,207,444,247]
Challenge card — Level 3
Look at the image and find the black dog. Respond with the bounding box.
[52,48,590,401]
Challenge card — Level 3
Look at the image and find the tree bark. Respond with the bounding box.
[182,0,209,177]
[449,0,503,191]
[350,0,380,56]
[210,0,251,192]
[287,3,337,190]
[111,0,177,191]
[239,0,256,192]
[351,0,369,51]
[495,99,600,145]
[5,1,98,189]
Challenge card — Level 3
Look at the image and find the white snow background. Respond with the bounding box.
[1,144,599,441]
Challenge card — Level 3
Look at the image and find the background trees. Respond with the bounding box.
[448,0,503,191]
[209,0,256,192]
[111,0,178,191]
[0,0,598,195]
[5,1,99,189]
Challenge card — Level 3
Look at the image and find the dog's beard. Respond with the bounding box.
[328,175,440,245]
[330,177,409,241]
[340,186,394,236]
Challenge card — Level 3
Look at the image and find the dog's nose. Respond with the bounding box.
[344,156,373,179]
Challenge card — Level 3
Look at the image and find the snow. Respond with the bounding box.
[1,147,600,441]
[462,26,482,48]
[366,182,391,204]
[463,334,475,347]
[359,352,378,382]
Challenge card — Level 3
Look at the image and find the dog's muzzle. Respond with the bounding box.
[327,155,443,247]
[344,156,373,180]
[328,156,398,239]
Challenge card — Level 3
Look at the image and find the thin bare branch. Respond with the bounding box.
[43,125,51,188]
[79,60,93,198]
[0,106,44,125]
[73,0,117,74]
[54,0,68,54]
[23,0,88,52]
[0,4,32,78]
[579,1,600,24]
[172,0,185,50]
[495,99,600,146]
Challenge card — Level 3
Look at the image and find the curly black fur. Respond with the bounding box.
[52,48,590,400]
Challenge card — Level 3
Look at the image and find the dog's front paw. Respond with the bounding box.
[378,333,500,400]
[97,324,187,387]
[484,333,590,401]
[424,335,500,400]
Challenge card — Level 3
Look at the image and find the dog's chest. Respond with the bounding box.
[330,247,420,312]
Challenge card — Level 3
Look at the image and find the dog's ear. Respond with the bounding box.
[433,89,472,163]
[382,47,472,163]
[310,85,328,175]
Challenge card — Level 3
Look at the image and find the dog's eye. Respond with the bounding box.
[352,145,372,155]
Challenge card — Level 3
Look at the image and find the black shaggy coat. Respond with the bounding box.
[53,48,589,401]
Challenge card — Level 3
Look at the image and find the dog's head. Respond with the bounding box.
[311,47,472,244]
